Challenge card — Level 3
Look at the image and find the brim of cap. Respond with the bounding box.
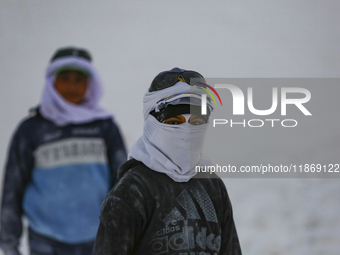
[52,66,91,77]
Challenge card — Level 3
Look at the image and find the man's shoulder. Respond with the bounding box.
[193,171,226,186]
[106,160,157,206]
[14,109,46,134]
[117,159,161,187]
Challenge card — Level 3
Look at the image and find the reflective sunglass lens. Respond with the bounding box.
[182,71,206,86]
[160,73,178,87]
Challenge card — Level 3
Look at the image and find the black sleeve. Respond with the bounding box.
[0,123,34,253]
[219,180,242,255]
[104,120,127,187]
[92,173,149,255]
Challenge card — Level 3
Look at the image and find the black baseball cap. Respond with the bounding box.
[50,46,92,62]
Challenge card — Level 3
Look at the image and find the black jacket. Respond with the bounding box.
[93,159,242,255]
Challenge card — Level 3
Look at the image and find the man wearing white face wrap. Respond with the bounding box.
[93,68,242,255]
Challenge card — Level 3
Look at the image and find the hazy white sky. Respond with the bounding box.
[1,1,339,155]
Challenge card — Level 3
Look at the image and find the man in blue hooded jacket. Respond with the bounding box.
[0,47,127,255]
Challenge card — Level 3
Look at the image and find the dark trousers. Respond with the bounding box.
[29,229,94,255]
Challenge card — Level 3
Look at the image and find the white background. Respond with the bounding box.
[1,1,339,254]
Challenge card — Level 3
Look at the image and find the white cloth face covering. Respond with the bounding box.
[129,82,213,182]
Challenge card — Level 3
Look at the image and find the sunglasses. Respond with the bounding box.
[149,71,206,92]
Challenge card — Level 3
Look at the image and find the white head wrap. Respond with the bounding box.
[40,56,112,126]
[128,82,213,182]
